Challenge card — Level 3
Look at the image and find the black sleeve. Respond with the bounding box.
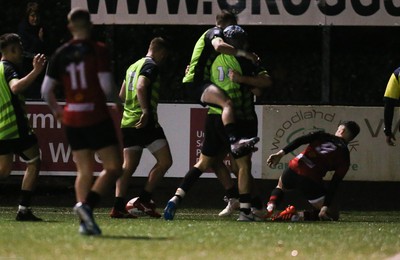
[206,27,224,42]
[383,97,398,136]
[282,131,325,154]
[3,63,20,82]
[139,61,159,83]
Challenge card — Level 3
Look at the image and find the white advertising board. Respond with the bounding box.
[262,105,399,181]
[71,0,400,26]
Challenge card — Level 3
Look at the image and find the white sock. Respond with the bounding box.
[18,205,28,212]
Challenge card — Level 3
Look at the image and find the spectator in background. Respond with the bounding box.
[18,1,47,99]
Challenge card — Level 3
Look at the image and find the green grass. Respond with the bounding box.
[0,207,399,260]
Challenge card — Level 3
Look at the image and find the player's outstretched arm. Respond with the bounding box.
[384,97,397,146]
[266,150,285,168]
[212,37,259,64]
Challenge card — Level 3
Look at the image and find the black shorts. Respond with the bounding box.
[281,167,325,201]
[183,81,212,105]
[201,114,230,157]
[0,134,38,160]
[122,124,166,148]
[236,119,258,139]
[65,119,119,151]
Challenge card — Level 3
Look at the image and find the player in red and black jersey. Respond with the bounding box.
[265,121,360,221]
[41,8,122,235]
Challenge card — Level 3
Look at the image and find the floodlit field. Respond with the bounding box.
[0,207,399,260]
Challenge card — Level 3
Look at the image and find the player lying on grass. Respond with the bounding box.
[265,121,360,221]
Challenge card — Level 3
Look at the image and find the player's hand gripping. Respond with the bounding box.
[266,150,285,168]
[228,69,242,83]
[135,109,149,129]
[246,52,260,65]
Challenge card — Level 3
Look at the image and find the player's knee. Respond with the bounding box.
[0,166,12,179]
[108,165,123,178]
[158,158,172,173]
[223,99,234,110]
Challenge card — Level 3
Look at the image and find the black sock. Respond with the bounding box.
[239,193,252,214]
[114,197,126,211]
[139,190,152,203]
[224,123,239,143]
[180,167,203,192]
[268,188,284,207]
[226,186,239,199]
[85,191,101,209]
[19,190,33,207]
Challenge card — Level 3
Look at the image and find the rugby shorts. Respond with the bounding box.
[65,118,119,151]
[121,124,166,149]
[281,167,326,201]
[0,134,38,161]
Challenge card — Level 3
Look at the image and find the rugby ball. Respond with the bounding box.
[125,197,156,216]
[125,197,143,216]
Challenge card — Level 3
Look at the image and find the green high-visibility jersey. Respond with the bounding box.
[209,54,257,121]
[0,61,31,140]
[183,27,224,84]
[121,57,160,128]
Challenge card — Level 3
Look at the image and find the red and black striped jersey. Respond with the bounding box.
[284,131,350,183]
[46,39,111,127]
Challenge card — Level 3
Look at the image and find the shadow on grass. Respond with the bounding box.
[99,235,171,240]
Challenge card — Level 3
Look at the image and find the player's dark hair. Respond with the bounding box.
[223,25,247,49]
[216,10,237,27]
[68,8,91,25]
[149,37,171,52]
[0,33,21,52]
[342,121,360,140]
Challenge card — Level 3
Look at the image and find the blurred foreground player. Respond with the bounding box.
[0,33,46,221]
[265,121,360,221]
[41,8,122,235]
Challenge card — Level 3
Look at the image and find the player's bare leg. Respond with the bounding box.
[133,142,172,218]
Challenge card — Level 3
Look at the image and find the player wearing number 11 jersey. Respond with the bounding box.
[41,8,122,235]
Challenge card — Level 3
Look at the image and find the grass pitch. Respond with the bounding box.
[0,207,399,260]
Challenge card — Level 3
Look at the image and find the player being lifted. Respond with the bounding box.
[164,25,272,221]
[183,10,260,157]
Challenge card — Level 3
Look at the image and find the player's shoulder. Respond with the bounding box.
[393,67,400,79]
[1,60,19,79]
[328,135,349,153]
[206,26,223,39]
